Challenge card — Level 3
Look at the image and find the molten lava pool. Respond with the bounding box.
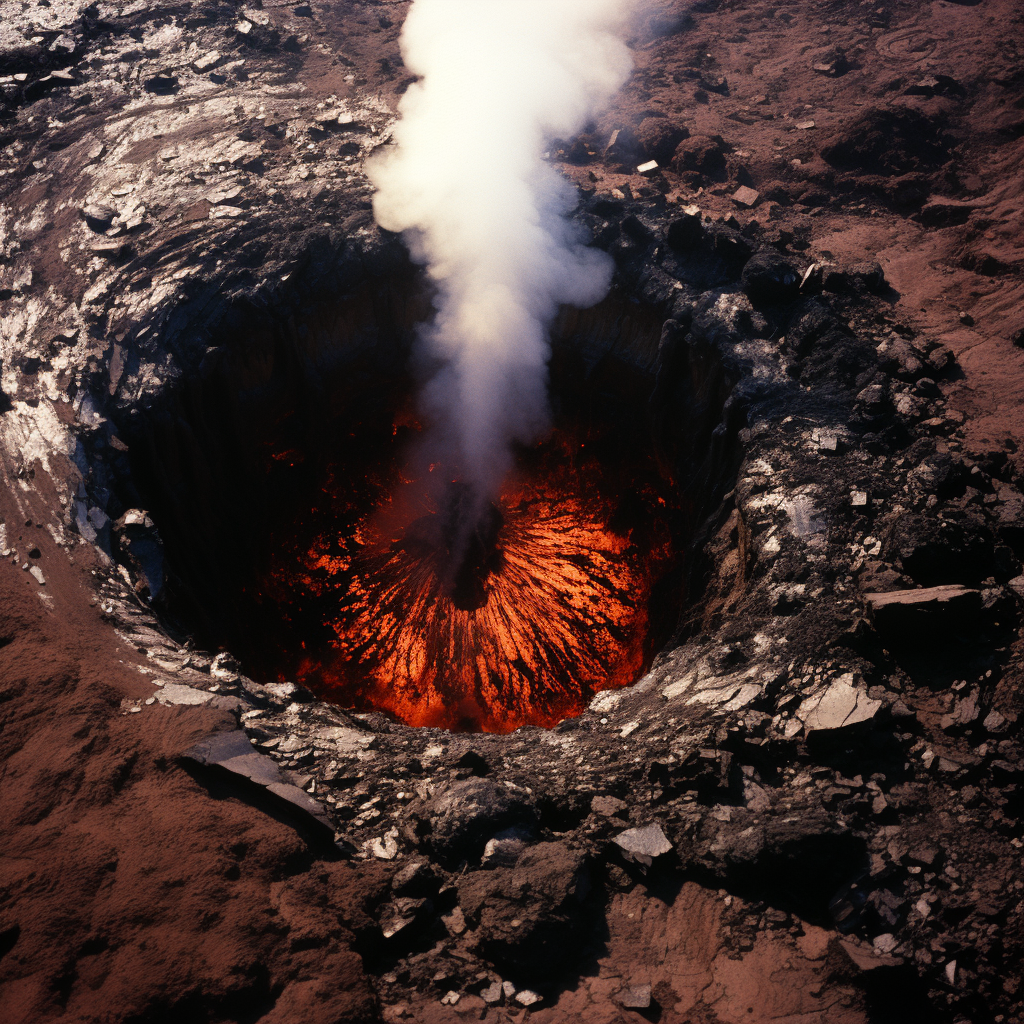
[250,421,681,733]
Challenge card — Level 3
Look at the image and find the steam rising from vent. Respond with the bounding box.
[370,0,632,507]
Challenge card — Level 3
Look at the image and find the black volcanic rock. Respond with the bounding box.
[427,779,537,867]
[741,250,800,304]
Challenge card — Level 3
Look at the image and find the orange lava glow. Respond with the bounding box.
[253,429,678,733]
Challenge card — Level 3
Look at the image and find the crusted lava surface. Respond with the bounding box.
[2,2,1024,1024]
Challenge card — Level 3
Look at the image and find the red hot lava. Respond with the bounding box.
[253,427,679,733]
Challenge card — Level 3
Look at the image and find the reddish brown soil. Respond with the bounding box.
[582,0,1024,469]
[0,488,387,1023]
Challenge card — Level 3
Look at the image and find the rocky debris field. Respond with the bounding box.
[2,1,1024,1023]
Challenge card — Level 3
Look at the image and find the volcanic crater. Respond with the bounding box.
[2,2,1024,1024]
[119,278,710,733]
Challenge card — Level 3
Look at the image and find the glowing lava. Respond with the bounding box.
[253,430,678,733]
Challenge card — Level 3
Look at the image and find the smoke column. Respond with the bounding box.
[370,0,632,511]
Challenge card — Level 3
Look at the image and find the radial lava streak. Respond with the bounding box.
[262,441,673,733]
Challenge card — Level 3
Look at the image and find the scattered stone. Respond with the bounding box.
[480,982,503,1005]
[857,383,886,407]
[514,990,542,1007]
[796,120,816,130]
[391,858,439,896]
[381,898,427,939]
[800,263,821,291]
[590,794,627,817]
[206,185,244,206]
[617,984,652,1009]
[441,906,466,936]
[613,823,672,865]
[839,936,903,970]
[81,203,116,231]
[28,565,45,585]
[481,827,531,868]
[89,239,130,259]
[371,833,400,860]
[907,845,941,867]
[942,688,980,730]
[798,675,881,733]
[192,51,223,73]
[637,159,659,176]
[983,710,1009,734]
[732,185,760,207]
[210,651,242,681]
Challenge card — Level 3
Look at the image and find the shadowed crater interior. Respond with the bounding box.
[115,269,736,732]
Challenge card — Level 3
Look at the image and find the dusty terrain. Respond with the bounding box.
[2,2,1023,1023]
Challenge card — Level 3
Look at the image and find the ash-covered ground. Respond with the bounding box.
[1,2,1023,1023]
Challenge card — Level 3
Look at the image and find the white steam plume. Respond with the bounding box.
[370,0,632,504]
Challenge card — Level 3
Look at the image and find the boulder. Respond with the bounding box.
[636,116,689,162]
[797,675,881,733]
[741,250,800,304]
[613,823,673,865]
[457,843,591,979]
[617,984,652,1009]
[603,126,642,168]
[670,134,727,176]
[666,208,704,250]
[427,778,536,867]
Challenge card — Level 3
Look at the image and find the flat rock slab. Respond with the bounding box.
[866,584,980,611]
[613,823,672,865]
[183,730,333,836]
[798,675,881,733]
[157,683,216,705]
[866,584,982,633]
[732,185,760,206]
[839,936,904,971]
[186,730,284,787]
[267,782,327,818]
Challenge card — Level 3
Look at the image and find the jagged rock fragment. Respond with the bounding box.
[613,823,672,865]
